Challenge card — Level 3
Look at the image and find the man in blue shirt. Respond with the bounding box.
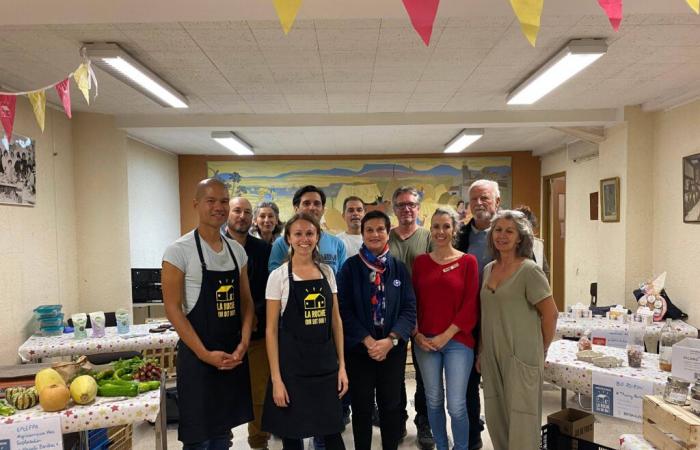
[268,185,347,274]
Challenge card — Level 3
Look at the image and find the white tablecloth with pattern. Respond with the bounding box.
[0,389,160,433]
[619,434,656,450]
[555,318,697,352]
[18,324,179,362]
[544,339,667,397]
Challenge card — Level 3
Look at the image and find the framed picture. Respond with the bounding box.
[683,153,700,223]
[0,133,36,207]
[600,177,620,222]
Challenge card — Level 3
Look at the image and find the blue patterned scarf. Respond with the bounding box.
[358,243,390,328]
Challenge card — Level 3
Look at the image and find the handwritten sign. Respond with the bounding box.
[590,327,629,349]
[592,372,654,422]
[0,415,62,449]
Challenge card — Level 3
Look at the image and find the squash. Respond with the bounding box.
[5,387,38,410]
[34,368,66,395]
[69,375,97,405]
[39,384,70,412]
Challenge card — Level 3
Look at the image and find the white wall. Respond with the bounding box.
[127,139,180,268]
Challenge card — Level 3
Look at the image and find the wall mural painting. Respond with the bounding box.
[209,157,512,233]
[0,133,36,207]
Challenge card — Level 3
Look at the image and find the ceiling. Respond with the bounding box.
[1,0,699,156]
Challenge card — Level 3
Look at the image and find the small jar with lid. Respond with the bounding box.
[664,376,690,405]
[690,385,700,415]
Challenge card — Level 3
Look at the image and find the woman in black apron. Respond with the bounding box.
[262,213,348,450]
[176,230,254,448]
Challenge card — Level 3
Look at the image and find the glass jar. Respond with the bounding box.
[663,376,690,405]
[691,385,700,416]
[627,317,645,368]
[659,318,674,372]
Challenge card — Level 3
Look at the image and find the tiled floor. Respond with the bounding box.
[132,380,643,449]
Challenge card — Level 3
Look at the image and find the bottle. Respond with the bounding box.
[627,316,645,368]
[659,318,674,372]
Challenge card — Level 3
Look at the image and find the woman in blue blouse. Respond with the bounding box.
[337,210,417,450]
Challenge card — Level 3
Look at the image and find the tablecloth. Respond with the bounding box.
[619,434,656,450]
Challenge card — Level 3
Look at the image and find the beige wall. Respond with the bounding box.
[0,99,79,364]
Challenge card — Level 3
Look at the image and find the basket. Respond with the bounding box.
[142,346,177,380]
[87,424,132,450]
[541,424,614,450]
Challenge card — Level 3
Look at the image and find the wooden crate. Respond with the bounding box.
[642,395,700,450]
[142,346,177,380]
[107,424,133,450]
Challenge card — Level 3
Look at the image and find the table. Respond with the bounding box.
[556,317,697,352]
[18,324,179,363]
[619,434,655,450]
[545,340,668,410]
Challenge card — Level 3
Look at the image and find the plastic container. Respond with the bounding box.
[33,304,62,319]
[540,424,613,450]
[38,313,64,328]
[116,308,130,334]
[40,325,64,337]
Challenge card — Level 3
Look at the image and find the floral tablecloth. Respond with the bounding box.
[619,434,656,450]
[18,324,179,362]
[556,318,697,352]
[544,339,668,397]
[0,389,160,433]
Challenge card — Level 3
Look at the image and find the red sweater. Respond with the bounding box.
[412,253,479,349]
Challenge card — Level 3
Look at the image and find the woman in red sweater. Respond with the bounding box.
[412,208,479,450]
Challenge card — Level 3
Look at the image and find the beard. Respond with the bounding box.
[228,220,251,234]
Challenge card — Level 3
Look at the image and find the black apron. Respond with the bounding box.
[262,261,343,439]
[176,230,253,444]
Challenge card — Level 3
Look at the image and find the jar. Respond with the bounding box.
[627,317,645,368]
[691,386,700,416]
[663,376,690,405]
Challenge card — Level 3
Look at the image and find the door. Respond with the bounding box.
[542,173,566,311]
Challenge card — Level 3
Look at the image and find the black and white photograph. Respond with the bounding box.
[683,153,700,223]
[0,133,36,206]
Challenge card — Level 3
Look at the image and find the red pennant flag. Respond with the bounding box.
[0,95,17,139]
[402,0,440,46]
[55,78,72,118]
[598,0,623,31]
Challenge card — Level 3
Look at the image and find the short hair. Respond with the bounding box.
[252,201,283,235]
[361,210,391,234]
[195,178,227,200]
[468,179,501,200]
[292,185,326,207]
[342,196,364,212]
[283,212,322,264]
[514,205,538,229]
[486,210,534,260]
[392,186,419,204]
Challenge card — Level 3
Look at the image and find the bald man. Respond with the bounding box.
[224,197,272,450]
[162,179,255,449]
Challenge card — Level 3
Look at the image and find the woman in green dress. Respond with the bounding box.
[476,210,558,450]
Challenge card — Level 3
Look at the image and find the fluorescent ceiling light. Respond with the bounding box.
[211,132,254,156]
[83,42,188,108]
[443,129,484,153]
[507,39,607,105]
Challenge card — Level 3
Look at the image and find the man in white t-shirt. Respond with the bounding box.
[335,196,365,257]
[162,178,256,449]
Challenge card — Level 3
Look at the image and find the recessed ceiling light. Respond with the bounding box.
[444,129,484,153]
[211,131,254,156]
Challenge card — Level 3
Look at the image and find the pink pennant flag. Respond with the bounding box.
[598,0,623,31]
[55,78,72,118]
[0,95,17,139]
[402,0,441,46]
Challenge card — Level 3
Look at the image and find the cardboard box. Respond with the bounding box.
[547,408,595,441]
[671,337,700,381]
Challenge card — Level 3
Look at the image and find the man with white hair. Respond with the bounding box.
[455,179,501,450]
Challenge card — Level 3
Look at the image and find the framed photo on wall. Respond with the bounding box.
[683,153,700,223]
[600,177,620,222]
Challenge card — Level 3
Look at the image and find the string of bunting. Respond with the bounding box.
[0,60,97,139]
[273,0,700,46]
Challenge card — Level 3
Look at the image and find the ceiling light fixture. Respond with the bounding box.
[211,131,254,156]
[506,39,607,105]
[83,42,188,108]
[443,129,484,153]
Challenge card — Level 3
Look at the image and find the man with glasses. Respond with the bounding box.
[388,186,434,449]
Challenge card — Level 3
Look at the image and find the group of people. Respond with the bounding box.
[162,178,558,450]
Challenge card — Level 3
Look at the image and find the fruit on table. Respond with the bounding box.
[0,400,16,416]
[39,384,71,412]
[97,381,139,397]
[5,387,39,410]
[69,375,98,405]
[35,368,66,395]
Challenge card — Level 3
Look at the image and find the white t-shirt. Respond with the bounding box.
[336,231,363,257]
[265,263,337,314]
[163,230,248,314]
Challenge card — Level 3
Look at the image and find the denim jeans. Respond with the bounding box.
[182,434,232,450]
[414,339,474,450]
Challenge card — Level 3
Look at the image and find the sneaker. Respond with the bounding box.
[416,421,435,449]
[371,404,380,427]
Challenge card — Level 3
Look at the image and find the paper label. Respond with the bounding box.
[590,328,629,349]
[0,415,62,449]
[592,372,654,422]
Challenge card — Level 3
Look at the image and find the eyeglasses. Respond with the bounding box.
[394,202,418,210]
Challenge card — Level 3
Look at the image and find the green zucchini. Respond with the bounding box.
[97,382,139,397]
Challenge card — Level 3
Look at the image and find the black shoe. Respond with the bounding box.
[469,437,483,450]
[371,404,380,427]
[398,422,407,442]
[342,407,351,426]
[416,421,435,449]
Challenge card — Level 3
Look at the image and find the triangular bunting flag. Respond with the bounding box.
[0,95,17,140]
[598,0,623,31]
[28,90,46,132]
[73,63,91,104]
[687,0,699,14]
[402,0,441,46]
[273,0,302,35]
[55,78,72,118]
[510,0,544,47]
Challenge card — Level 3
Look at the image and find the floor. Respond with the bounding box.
[131,380,643,449]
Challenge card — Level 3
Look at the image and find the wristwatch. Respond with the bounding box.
[391,337,399,347]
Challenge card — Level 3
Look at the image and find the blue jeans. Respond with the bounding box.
[414,339,473,450]
[182,434,232,450]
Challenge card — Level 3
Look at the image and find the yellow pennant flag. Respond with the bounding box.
[273,0,302,34]
[687,0,699,14]
[27,90,46,132]
[73,63,91,104]
[510,0,544,46]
